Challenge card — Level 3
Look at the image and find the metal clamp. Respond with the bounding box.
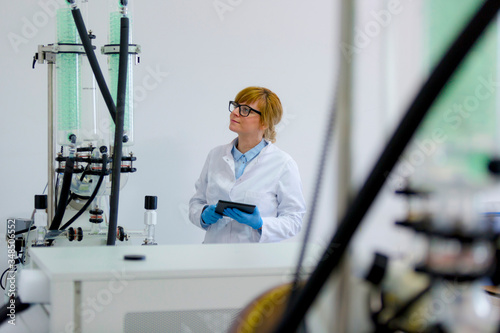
[101,44,141,55]
[36,43,91,65]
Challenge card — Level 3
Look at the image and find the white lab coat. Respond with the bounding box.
[189,139,306,243]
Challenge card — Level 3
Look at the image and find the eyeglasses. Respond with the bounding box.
[228,101,262,117]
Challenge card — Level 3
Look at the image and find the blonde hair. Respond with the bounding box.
[235,86,283,143]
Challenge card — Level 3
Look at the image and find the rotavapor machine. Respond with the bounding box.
[2,0,160,296]
[28,0,155,249]
[2,0,162,326]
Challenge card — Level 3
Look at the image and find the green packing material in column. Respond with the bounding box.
[405,0,498,187]
[56,7,81,145]
[109,10,134,145]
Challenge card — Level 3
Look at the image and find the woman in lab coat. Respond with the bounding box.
[189,86,306,243]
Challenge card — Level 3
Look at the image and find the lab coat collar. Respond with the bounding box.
[222,139,237,172]
[224,138,272,159]
[232,138,267,162]
[222,138,273,175]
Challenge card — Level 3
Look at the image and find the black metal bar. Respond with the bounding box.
[49,156,74,230]
[273,0,500,331]
[71,7,117,124]
[107,16,129,246]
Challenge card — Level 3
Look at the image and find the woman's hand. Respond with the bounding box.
[201,205,223,225]
[224,207,263,230]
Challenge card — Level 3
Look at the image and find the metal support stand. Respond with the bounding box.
[45,53,56,224]
[335,0,354,331]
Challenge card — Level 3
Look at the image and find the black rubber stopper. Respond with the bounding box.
[68,227,75,242]
[35,195,48,210]
[365,252,388,286]
[145,196,157,210]
[77,227,83,242]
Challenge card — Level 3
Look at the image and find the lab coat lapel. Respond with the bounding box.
[222,140,236,178]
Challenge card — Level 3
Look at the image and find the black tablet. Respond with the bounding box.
[215,200,256,216]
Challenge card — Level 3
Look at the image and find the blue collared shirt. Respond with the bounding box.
[232,139,268,179]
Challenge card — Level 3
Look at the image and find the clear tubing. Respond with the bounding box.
[109,4,134,146]
[76,0,96,143]
[144,209,157,245]
[56,6,81,146]
[36,227,47,244]
[34,209,47,228]
[146,224,155,244]
[44,229,147,241]
[80,55,98,142]
[90,222,100,234]
[34,209,48,244]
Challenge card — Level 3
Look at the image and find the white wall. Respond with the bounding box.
[350,0,426,262]
[1,0,339,245]
[0,0,430,259]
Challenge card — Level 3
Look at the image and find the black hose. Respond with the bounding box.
[71,7,117,124]
[273,1,500,332]
[0,268,12,290]
[289,81,339,302]
[59,154,108,231]
[107,16,129,246]
[54,173,60,210]
[49,157,74,230]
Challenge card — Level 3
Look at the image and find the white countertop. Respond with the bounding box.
[29,242,321,282]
